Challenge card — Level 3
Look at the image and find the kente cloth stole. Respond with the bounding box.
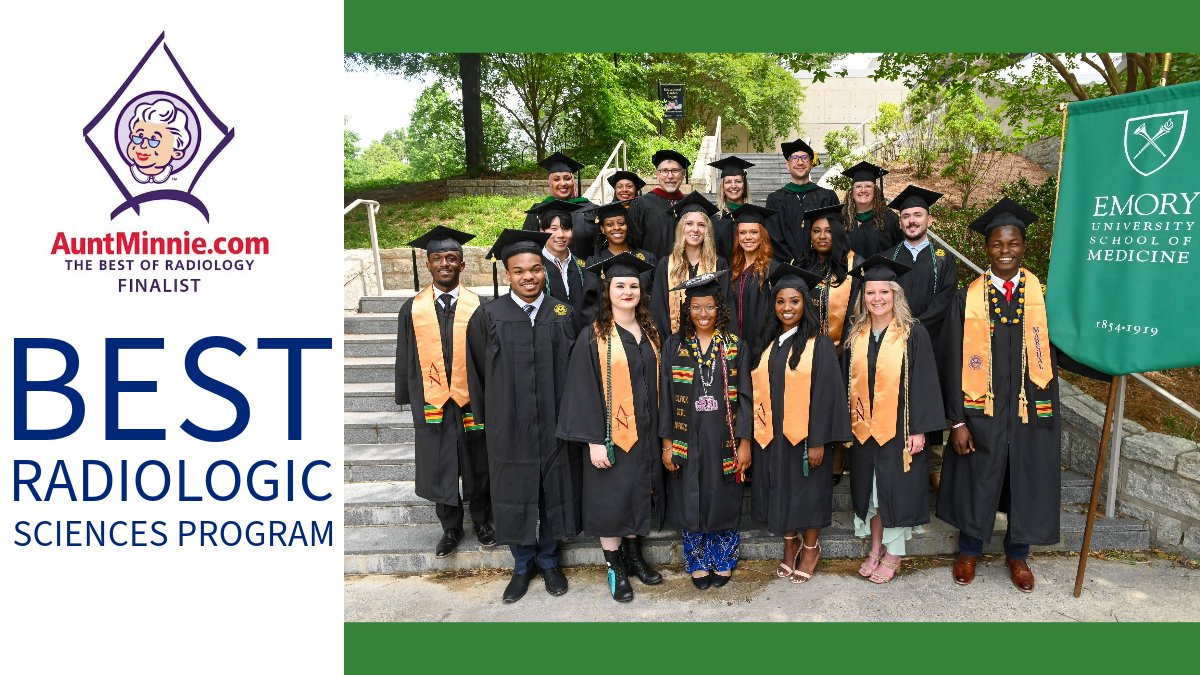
[848,319,911,471]
[819,250,855,350]
[961,268,1052,422]
[597,325,645,458]
[750,337,815,476]
[670,333,742,483]
[667,256,710,335]
[411,286,481,429]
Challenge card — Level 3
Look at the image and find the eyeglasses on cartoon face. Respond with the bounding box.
[131,134,162,148]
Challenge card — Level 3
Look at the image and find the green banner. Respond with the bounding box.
[1047,81,1200,375]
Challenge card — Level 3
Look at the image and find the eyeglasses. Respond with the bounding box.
[689,304,717,314]
[131,134,161,148]
[788,154,811,163]
[657,168,683,176]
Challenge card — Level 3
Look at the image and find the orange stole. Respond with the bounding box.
[849,318,906,451]
[411,286,480,415]
[750,337,815,449]
[596,326,639,452]
[825,250,855,351]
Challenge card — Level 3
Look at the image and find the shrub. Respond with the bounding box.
[823,125,864,192]
[939,92,1010,207]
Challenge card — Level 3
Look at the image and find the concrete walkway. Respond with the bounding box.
[344,553,1200,622]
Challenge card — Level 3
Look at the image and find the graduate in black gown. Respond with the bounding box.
[937,199,1106,593]
[527,200,600,336]
[628,149,691,260]
[467,229,580,603]
[840,161,902,258]
[727,203,778,357]
[882,185,957,490]
[659,271,748,590]
[840,256,945,584]
[650,191,731,340]
[520,151,596,259]
[394,226,495,558]
[764,139,838,265]
[585,200,658,293]
[736,264,852,584]
[557,253,664,603]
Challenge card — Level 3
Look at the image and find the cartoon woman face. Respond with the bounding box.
[127,120,183,174]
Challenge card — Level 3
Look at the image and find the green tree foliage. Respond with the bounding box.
[899,86,942,178]
[822,126,864,192]
[939,92,1009,207]
[406,82,529,181]
[344,117,370,181]
[869,102,903,165]
[360,129,410,183]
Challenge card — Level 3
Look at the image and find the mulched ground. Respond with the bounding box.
[1063,369,1200,440]
[866,153,1052,207]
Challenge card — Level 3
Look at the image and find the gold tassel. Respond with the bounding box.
[984,287,995,417]
[903,449,911,473]
[903,334,911,473]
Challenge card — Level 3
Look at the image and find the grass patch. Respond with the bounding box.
[344,194,542,249]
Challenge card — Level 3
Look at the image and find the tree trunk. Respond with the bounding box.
[460,53,484,177]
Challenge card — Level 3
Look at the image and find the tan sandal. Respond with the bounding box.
[858,550,883,577]
[790,541,821,584]
[777,535,800,578]
[869,549,901,584]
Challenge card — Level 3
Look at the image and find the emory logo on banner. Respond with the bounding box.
[1047,81,1200,375]
[83,32,234,221]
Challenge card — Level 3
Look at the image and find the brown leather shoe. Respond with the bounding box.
[952,553,978,585]
[1006,558,1035,593]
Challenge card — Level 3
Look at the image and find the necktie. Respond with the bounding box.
[1003,280,1014,303]
[440,293,453,310]
[524,304,535,316]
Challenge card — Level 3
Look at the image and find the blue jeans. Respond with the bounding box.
[509,484,560,574]
[958,530,1029,560]
[682,529,740,573]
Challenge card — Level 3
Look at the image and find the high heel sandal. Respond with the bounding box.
[776,535,800,578]
[869,546,901,584]
[790,541,821,584]
[858,550,883,577]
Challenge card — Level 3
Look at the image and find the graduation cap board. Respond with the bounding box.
[607,170,646,192]
[887,185,943,213]
[731,203,776,224]
[527,199,586,231]
[594,200,633,223]
[708,156,755,177]
[843,160,887,192]
[669,269,729,298]
[538,151,585,175]
[968,197,1039,237]
[803,203,844,225]
[405,226,476,291]
[849,254,913,283]
[769,262,824,293]
[651,149,690,169]
[781,139,821,166]
[487,228,553,298]
[670,191,718,220]
[586,251,655,280]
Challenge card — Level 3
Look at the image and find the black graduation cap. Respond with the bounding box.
[651,149,690,169]
[669,269,729,298]
[708,156,755,177]
[887,185,943,213]
[969,197,1039,237]
[486,228,551,262]
[849,254,913,283]
[670,191,718,219]
[538,151,585,175]
[594,200,632,223]
[731,203,777,224]
[527,199,586,231]
[844,160,887,186]
[607,170,646,192]
[803,203,844,226]
[781,138,820,166]
[768,263,824,293]
[407,225,474,254]
[586,251,655,280]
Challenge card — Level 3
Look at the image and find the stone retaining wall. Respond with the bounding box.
[446,177,692,199]
[1060,381,1200,557]
[344,250,379,310]
[1017,136,1062,176]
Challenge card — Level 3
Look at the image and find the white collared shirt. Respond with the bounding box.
[511,291,545,324]
[903,237,930,259]
[778,326,798,347]
[990,270,1020,295]
[434,284,460,308]
[130,163,173,184]
[543,246,572,298]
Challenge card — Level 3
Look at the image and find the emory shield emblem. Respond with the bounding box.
[1124,110,1187,176]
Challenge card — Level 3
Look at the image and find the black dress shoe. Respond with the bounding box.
[691,573,712,590]
[435,529,462,558]
[603,549,634,602]
[503,569,537,603]
[621,536,663,585]
[541,566,569,596]
[711,572,731,588]
[831,473,843,486]
[474,522,497,547]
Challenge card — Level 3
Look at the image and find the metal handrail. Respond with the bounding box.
[582,141,627,203]
[927,227,1200,425]
[344,199,384,296]
[711,116,722,194]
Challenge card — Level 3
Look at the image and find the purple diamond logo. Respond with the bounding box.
[83,32,234,221]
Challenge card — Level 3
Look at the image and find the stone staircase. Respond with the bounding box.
[343,290,1149,574]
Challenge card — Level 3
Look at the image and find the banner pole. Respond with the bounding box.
[1074,375,1121,598]
[1105,376,1128,517]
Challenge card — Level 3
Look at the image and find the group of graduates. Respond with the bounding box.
[394,139,1104,605]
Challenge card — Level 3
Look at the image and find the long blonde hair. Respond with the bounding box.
[669,211,719,287]
[716,175,750,214]
[846,280,916,342]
